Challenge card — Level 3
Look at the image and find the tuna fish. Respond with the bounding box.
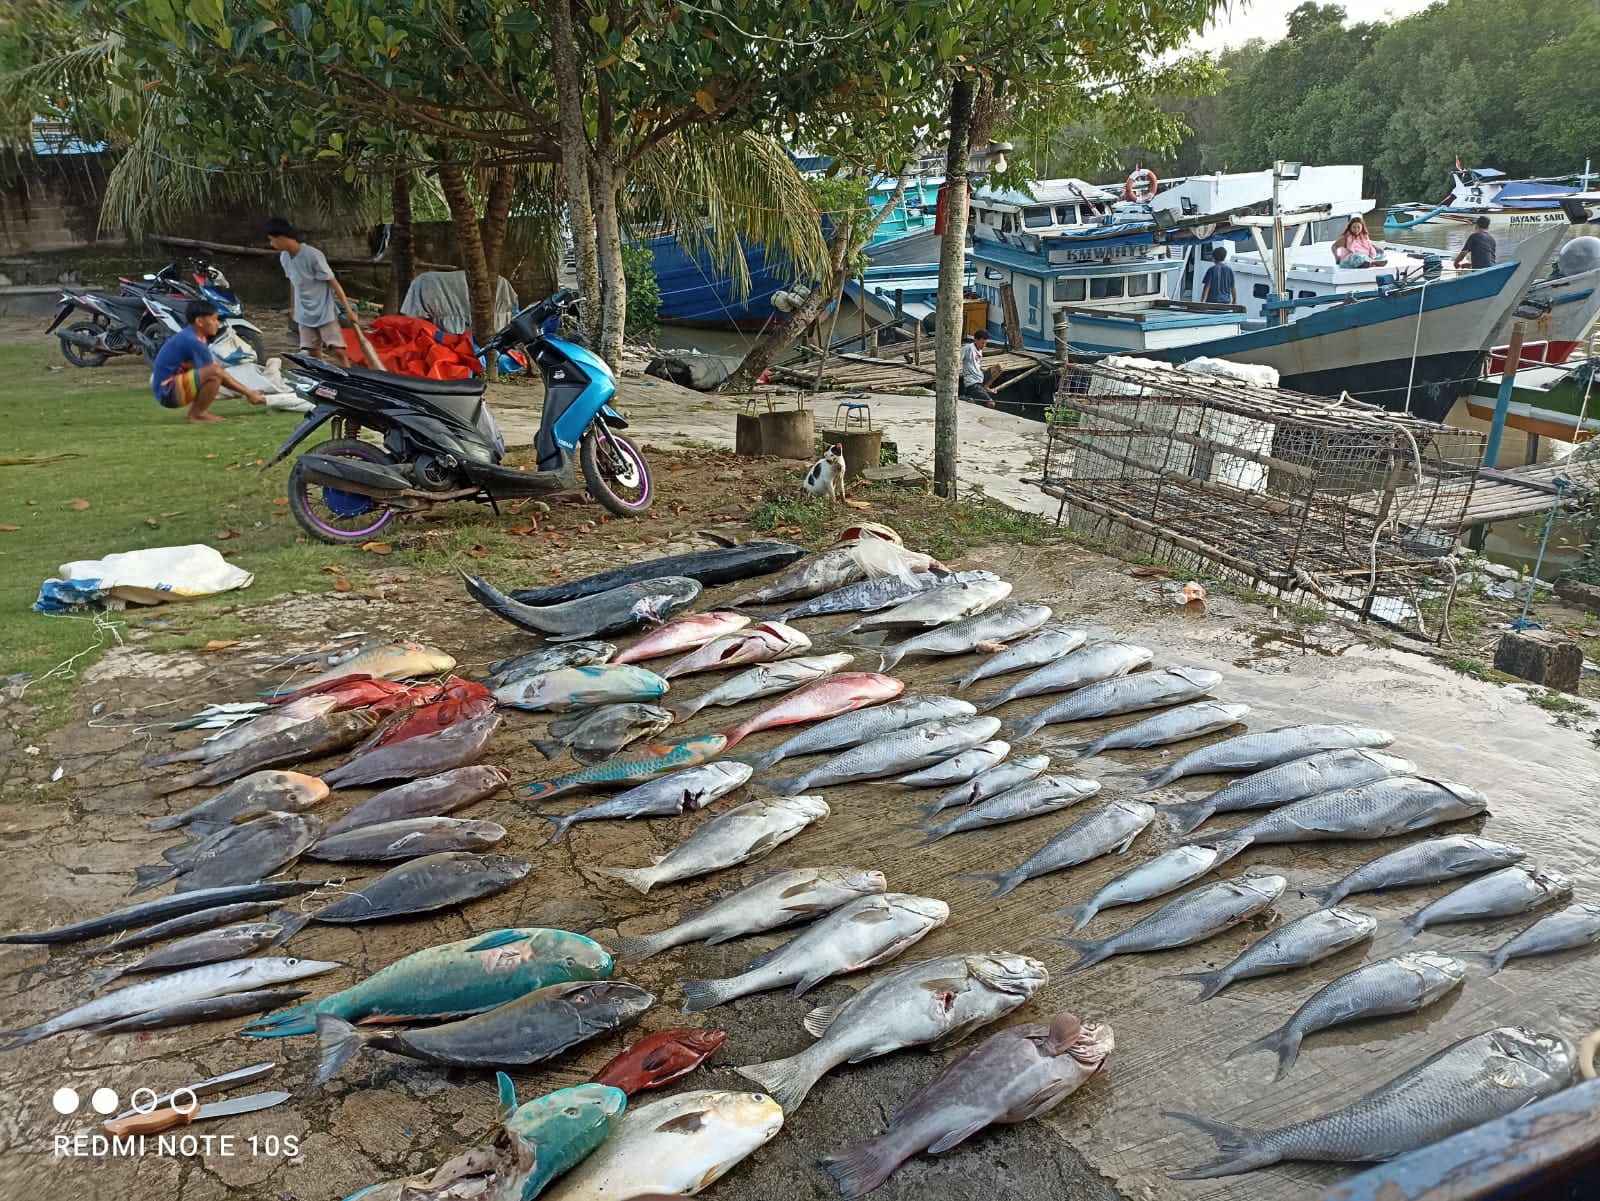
[779,571,996,621]
[673,653,855,723]
[482,642,615,689]
[879,603,1054,673]
[536,761,753,844]
[493,664,669,713]
[133,811,322,894]
[1055,840,1248,932]
[738,694,972,773]
[148,770,329,833]
[1174,906,1378,1000]
[921,754,1051,818]
[534,703,674,764]
[844,575,1013,633]
[325,765,509,835]
[953,625,1089,692]
[590,1028,728,1095]
[143,695,339,766]
[1003,667,1222,740]
[261,641,456,698]
[719,672,905,750]
[322,710,502,789]
[1203,776,1490,850]
[975,642,1153,713]
[152,710,381,794]
[915,775,1101,846]
[1133,724,1396,792]
[660,622,812,679]
[1465,902,1600,976]
[770,717,1003,795]
[1161,748,1416,836]
[1059,701,1251,763]
[1303,834,1527,907]
[592,796,829,894]
[893,741,1009,788]
[463,571,703,640]
[613,610,753,664]
[308,817,507,862]
[306,853,531,924]
[968,800,1156,899]
[1054,875,1287,973]
[516,734,728,803]
[1395,865,1572,942]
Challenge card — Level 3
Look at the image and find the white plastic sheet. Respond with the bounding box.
[36,545,254,613]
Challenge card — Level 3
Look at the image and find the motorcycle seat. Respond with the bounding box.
[341,363,486,397]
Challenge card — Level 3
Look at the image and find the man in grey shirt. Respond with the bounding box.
[266,217,357,364]
[1453,215,1497,270]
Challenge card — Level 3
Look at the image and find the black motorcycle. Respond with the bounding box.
[267,291,653,544]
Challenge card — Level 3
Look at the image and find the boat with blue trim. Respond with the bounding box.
[1385,165,1600,231]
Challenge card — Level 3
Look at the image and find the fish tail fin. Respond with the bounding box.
[515,779,563,803]
[610,931,672,963]
[87,966,125,991]
[145,812,186,832]
[1046,936,1111,973]
[1163,1111,1278,1180]
[1131,766,1180,793]
[735,1048,825,1112]
[536,813,577,846]
[132,864,179,893]
[962,870,1021,900]
[951,671,976,692]
[1229,1025,1302,1079]
[314,1014,369,1084]
[141,750,191,768]
[0,1022,52,1049]
[917,797,955,821]
[1455,950,1501,976]
[975,692,1010,715]
[737,747,784,774]
[1160,801,1212,837]
[590,865,657,895]
[267,910,312,947]
[151,771,202,797]
[1205,834,1254,869]
[532,738,565,760]
[767,774,805,797]
[717,725,750,751]
[822,1135,899,1200]
[495,1071,519,1122]
[240,999,320,1038]
[1298,883,1338,907]
[877,649,903,673]
[1387,915,1424,945]
[911,827,951,848]
[1172,969,1230,1002]
[679,977,739,1013]
[1056,901,1098,933]
[1055,739,1096,761]
[671,697,707,723]
[999,716,1040,739]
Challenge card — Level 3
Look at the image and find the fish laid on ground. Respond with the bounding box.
[537,761,753,844]
[1,956,342,1048]
[542,1090,784,1201]
[733,545,945,606]
[1055,840,1248,932]
[921,754,1051,818]
[660,622,812,680]
[104,901,284,951]
[0,880,329,947]
[1168,1026,1575,1178]
[463,571,703,640]
[134,811,322,894]
[1134,724,1396,792]
[91,988,311,1033]
[493,663,670,713]
[894,741,1009,789]
[779,570,994,622]
[845,575,1013,633]
[308,853,531,924]
[878,603,1054,673]
[772,716,1003,795]
[534,703,675,764]
[1060,701,1251,763]
[1465,903,1600,976]
[1395,865,1572,942]
[953,625,1089,692]
[483,641,616,689]
[1304,834,1528,906]
[1055,875,1287,973]
[672,653,855,723]
[91,920,298,989]
[516,733,728,804]
[148,770,329,833]
[976,642,1154,713]
[680,894,950,1012]
[144,695,339,767]
[720,671,904,750]
[153,710,381,795]
[262,641,456,698]
[1201,775,1490,849]
[916,775,1101,846]
[736,952,1049,1112]
[823,1014,1115,1200]
[243,928,614,1037]
[738,693,968,772]
[614,867,887,963]
[325,765,509,836]
[509,539,806,605]
[1230,952,1466,1080]
[1161,748,1417,837]
[316,981,654,1080]
[593,796,829,894]
[591,1027,728,1095]
[353,689,497,755]
[322,711,503,789]
[1175,906,1378,1001]
[309,817,507,862]
[971,800,1157,899]
[1003,667,1222,740]
[614,611,753,664]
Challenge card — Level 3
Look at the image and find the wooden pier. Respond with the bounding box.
[768,345,1049,393]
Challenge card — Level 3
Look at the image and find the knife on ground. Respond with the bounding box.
[109,1061,277,1122]
[104,1090,292,1136]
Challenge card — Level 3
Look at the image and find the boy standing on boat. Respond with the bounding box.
[1200,246,1237,304]
[961,329,1002,406]
[1454,216,1497,270]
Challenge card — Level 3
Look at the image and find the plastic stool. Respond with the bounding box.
[834,401,872,431]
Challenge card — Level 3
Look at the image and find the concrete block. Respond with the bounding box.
[1493,629,1583,693]
[861,464,928,490]
[1554,578,1600,614]
[757,408,815,460]
[821,428,883,482]
[734,412,763,457]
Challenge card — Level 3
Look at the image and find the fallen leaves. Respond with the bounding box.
[333,578,353,592]
[361,541,393,555]
[0,524,20,532]
[160,510,184,518]
[323,565,342,574]
[1130,565,1172,579]
[507,523,539,535]
[467,544,488,559]
[69,499,90,511]
[273,497,289,506]
[144,517,159,528]
[201,639,239,652]
[216,529,240,540]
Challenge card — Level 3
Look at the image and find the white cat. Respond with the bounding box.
[802,442,847,502]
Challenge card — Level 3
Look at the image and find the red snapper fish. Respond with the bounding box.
[589,1027,728,1095]
[720,672,906,749]
[267,674,411,710]
[356,692,498,753]
[613,611,752,665]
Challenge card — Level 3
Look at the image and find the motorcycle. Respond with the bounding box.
[267,291,653,544]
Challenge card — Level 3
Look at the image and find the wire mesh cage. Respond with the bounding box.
[1041,359,1488,622]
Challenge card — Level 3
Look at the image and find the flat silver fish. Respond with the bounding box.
[1004,667,1222,739]
[1162,748,1416,836]
[916,775,1101,845]
[1060,700,1250,763]
[1396,865,1572,942]
[1175,906,1377,1000]
[1055,841,1246,932]
[976,641,1153,713]
[1304,834,1526,906]
[971,799,1155,899]
[845,576,1012,633]
[1134,724,1395,792]
[771,716,1002,795]
[740,694,975,773]
[1466,902,1600,975]
[953,625,1088,692]
[593,796,830,894]
[1054,874,1286,973]
[879,603,1053,672]
[921,753,1050,818]
[536,761,753,844]
[780,571,996,621]
[893,740,1009,788]
[1203,776,1488,849]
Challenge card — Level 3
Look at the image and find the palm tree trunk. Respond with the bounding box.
[392,169,415,304]
[438,159,498,378]
[548,0,601,340]
[481,163,516,283]
[933,77,976,499]
[591,153,628,370]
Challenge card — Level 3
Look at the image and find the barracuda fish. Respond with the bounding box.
[260,641,457,698]
[592,796,829,894]
[1133,724,1396,792]
[92,988,311,1034]
[968,800,1156,899]
[1003,667,1222,740]
[1055,840,1249,932]
[975,642,1153,713]
[738,694,972,773]
[1054,875,1287,973]
[1303,834,1527,906]
[482,642,615,689]
[536,762,752,844]
[894,741,1009,789]
[0,880,330,947]
[516,734,728,803]
[879,603,1054,673]
[89,920,300,990]
[915,775,1101,846]
[921,754,1050,819]
[1174,906,1378,1000]
[1161,748,1416,836]
[953,625,1089,692]
[844,575,1012,633]
[463,571,703,641]
[672,653,855,723]
[719,672,904,750]
[613,610,752,664]
[493,664,670,713]
[779,570,997,621]
[1059,701,1250,763]
[534,703,674,764]
[770,717,1003,795]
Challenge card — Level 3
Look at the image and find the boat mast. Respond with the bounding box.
[1271,160,1302,327]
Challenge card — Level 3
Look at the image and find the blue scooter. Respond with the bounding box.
[267,291,652,544]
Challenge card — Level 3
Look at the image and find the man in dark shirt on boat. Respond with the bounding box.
[1200,246,1236,304]
[1454,216,1497,270]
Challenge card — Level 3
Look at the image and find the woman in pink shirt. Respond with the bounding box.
[1332,217,1384,268]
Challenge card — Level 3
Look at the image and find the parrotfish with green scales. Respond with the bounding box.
[241,928,613,1038]
[516,734,727,803]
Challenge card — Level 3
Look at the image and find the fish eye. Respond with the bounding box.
[286,958,299,965]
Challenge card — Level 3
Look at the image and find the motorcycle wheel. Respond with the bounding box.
[580,427,654,516]
[231,327,266,365]
[288,438,400,545]
[58,321,109,368]
[141,325,172,367]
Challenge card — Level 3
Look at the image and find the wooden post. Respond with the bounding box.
[1000,282,1022,350]
[1485,325,1525,469]
[912,324,921,367]
[893,288,904,328]
[1053,309,1070,369]
[868,329,879,356]
[858,273,868,350]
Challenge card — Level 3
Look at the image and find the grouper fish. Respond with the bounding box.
[463,571,703,641]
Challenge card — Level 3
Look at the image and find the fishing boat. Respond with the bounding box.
[1385,165,1600,230]
[636,231,809,330]
[1465,358,1599,441]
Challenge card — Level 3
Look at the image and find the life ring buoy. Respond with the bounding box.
[1123,168,1158,202]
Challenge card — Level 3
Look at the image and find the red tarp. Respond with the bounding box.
[342,315,482,379]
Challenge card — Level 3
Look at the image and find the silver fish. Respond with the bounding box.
[1396,865,1572,942]
[893,741,1009,788]
[1169,1027,1575,1178]
[971,799,1156,899]
[922,753,1051,818]
[1060,700,1250,763]
[679,893,949,1011]
[741,694,976,773]
[733,545,945,605]
[1055,841,1246,932]
[879,603,1053,672]
[1055,874,1287,973]
[1467,902,1600,975]
[143,695,338,767]
[735,952,1050,1112]
[1004,667,1222,739]
[482,641,615,688]
[1304,834,1527,906]
[671,652,854,722]
[1134,724,1396,792]
[90,920,297,990]
[1203,776,1489,849]
[976,641,1153,713]
[1230,952,1466,1080]
[307,817,507,862]
[593,796,830,894]
[771,716,1003,795]
[953,625,1089,692]
[89,988,310,1033]
[612,867,887,962]
[533,702,674,765]
[1161,748,1416,836]
[1175,906,1378,1000]
[916,775,1101,845]
[780,571,997,621]
[845,576,1012,633]
[492,664,669,713]
[536,761,753,844]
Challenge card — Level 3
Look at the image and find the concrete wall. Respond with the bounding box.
[0,158,111,256]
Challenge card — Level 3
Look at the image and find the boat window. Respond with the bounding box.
[1023,207,1053,229]
[1089,276,1125,299]
[1001,214,1017,232]
[1129,273,1159,296]
[1298,290,1317,299]
[1054,205,1078,224]
[984,267,1005,281]
[1053,277,1086,302]
[1027,282,1040,328]
[1253,283,1271,299]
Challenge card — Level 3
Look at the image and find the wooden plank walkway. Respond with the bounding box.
[1352,461,1567,531]
[769,347,1046,392]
